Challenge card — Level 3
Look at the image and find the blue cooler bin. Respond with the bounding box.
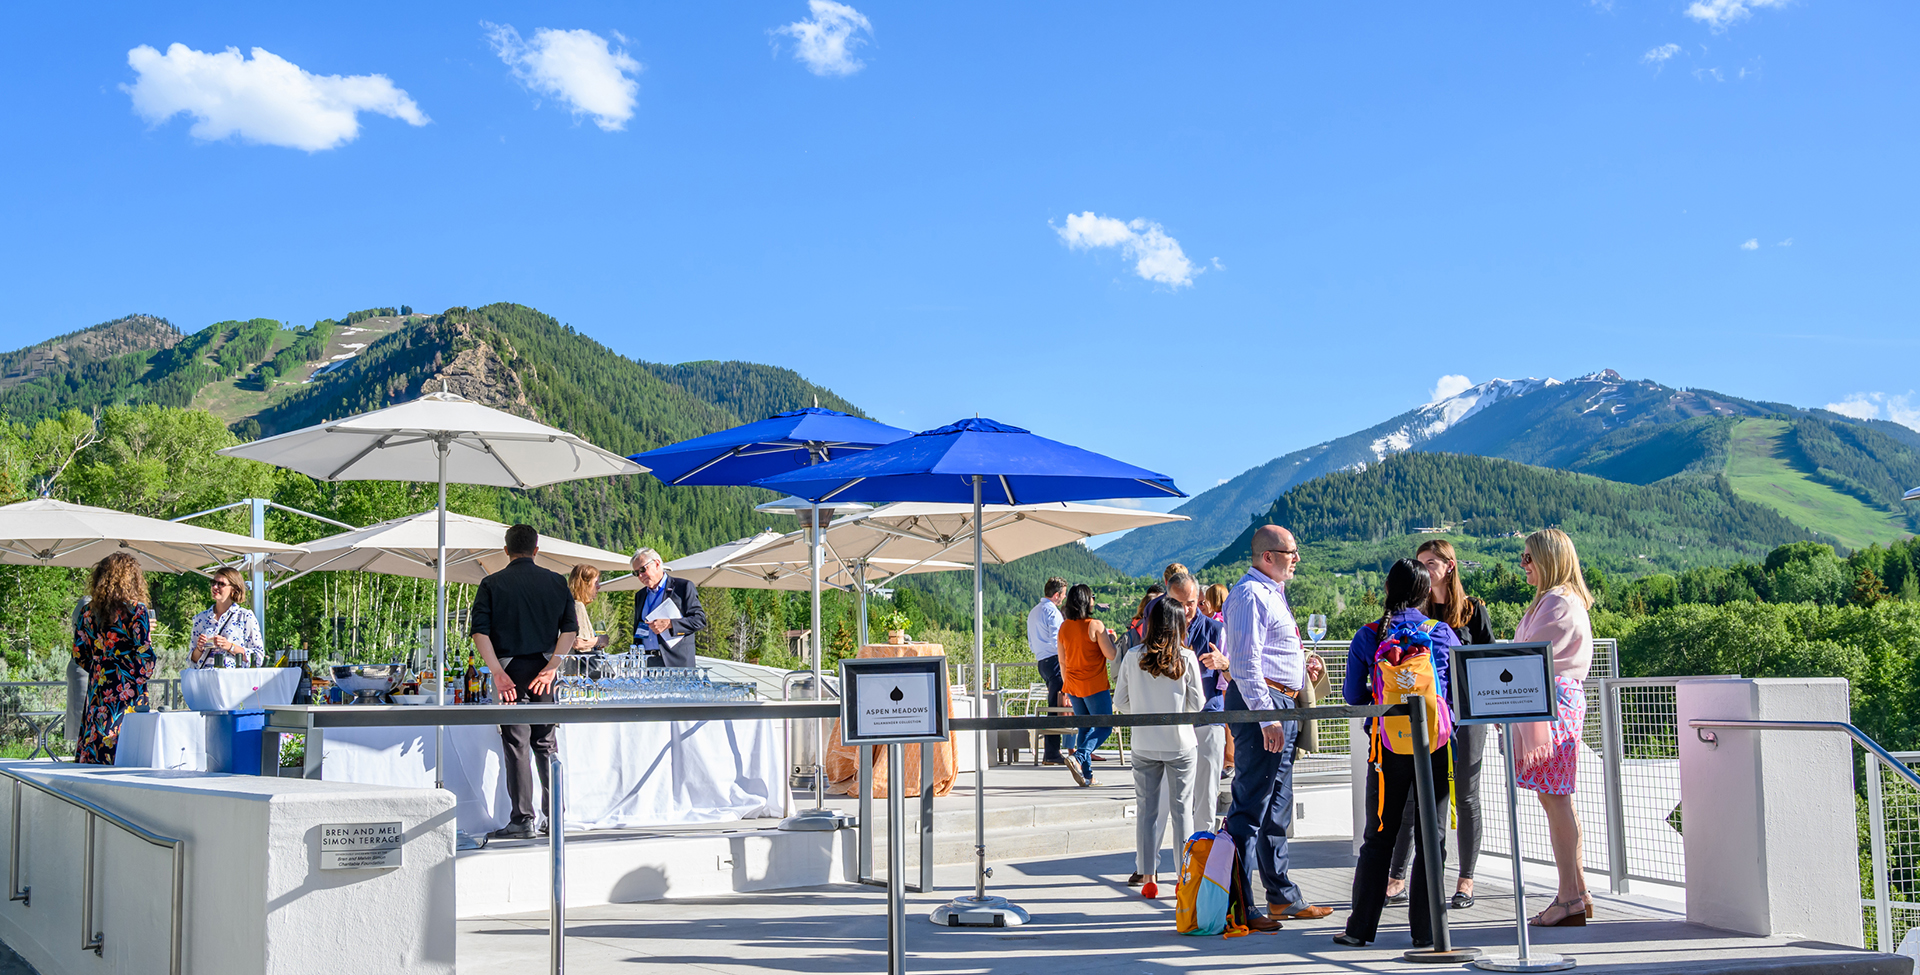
[205,709,268,774]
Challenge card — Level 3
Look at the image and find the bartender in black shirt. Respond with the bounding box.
[470,524,577,840]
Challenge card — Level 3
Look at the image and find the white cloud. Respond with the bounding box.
[1740,238,1759,250]
[1777,237,1793,247]
[1429,375,1474,403]
[486,24,641,131]
[1055,212,1201,289]
[1685,0,1789,32]
[1642,43,1682,67]
[1824,392,1920,431]
[1694,66,1725,82]
[122,43,427,151]
[773,1,874,77]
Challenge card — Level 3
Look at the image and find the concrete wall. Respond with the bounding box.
[1677,678,1861,947]
[0,763,456,975]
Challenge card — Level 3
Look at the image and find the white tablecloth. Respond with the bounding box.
[113,711,208,771]
[322,718,787,834]
[178,668,301,711]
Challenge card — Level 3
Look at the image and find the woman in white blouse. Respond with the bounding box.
[188,567,264,668]
[1113,596,1205,890]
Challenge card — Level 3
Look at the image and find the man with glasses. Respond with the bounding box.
[1222,524,1331,930]
[628,547,708,668]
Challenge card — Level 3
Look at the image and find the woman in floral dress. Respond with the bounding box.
[1512,528,1596,927]
[70,553,154,765]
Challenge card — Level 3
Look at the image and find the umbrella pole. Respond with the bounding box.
[435,442,448,792]
[779,503,846,831]
[933,475,1029,926]
[811,502,825,812]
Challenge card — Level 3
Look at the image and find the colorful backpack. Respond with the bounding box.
[1366,617,1456,828]
[1174,830,1251,937]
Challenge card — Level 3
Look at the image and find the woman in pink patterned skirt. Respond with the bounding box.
[1513,528,1595,928]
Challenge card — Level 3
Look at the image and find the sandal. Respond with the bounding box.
[1450,891,1475,910]
[1528,894,1587,927]
[1582,888,1594,919]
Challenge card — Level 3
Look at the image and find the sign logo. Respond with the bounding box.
[1500,669,1513,683]
[890,685,904,701]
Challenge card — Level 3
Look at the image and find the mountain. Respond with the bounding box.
[0,303,1120,611]
[1205,451,1817,577]
[1103,369,1917,573]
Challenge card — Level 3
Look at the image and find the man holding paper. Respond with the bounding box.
[628,547,707,668]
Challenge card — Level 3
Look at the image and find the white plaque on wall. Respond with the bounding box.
[320,822,404,869]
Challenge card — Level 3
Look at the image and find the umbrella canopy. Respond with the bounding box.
[0,498,306,574]
[752,417,1183,504]
[600,529,968,593]
[754,416,1184,923]
[741,501,1189,575]
[629,407,910,486]
[219,390,645,487]
[273,511,633,586]
[218,389,647,760]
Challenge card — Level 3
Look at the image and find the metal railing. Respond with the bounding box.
[1474,640,1618,882]
[1,765,185,974]
[1689,718,1920,953]
[1866,750,1920,952]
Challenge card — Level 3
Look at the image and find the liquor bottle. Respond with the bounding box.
[466,660,481,702]
[449,662,465,704]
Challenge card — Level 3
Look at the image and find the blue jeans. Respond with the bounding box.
[1070,690,1113,769]
[1223,682,1303,911]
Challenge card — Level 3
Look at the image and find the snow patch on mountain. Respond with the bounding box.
[1367,376,1564,461]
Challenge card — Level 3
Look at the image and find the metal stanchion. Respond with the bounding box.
[886,742,907,975]
[1403,703,1480,964]
[550,750,566,975]
[1473,727,1574,972]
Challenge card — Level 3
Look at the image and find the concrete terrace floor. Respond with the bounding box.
[458,838,1909,975]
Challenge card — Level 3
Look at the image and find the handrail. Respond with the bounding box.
[1688,718,1920,790]
[0,765,184,974]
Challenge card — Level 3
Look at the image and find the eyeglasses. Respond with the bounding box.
[1520,552,1534,566]
[210,581,232,591]
[1265,549,1300,559]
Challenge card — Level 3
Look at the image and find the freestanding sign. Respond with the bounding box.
[840,657,950,746]
[1450,642,1575,973]
[840,656,950,975]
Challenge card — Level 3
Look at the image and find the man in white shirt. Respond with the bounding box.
[1025,577,1068,765]
[1222,525,1330,930]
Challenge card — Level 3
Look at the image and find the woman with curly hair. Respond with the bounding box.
[71,553,155,764]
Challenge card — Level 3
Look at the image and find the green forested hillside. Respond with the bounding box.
[1206,451,1816,576]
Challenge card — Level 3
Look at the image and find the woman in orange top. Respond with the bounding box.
[1057,583,1119,787]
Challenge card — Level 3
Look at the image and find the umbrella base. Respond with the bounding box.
[1473,952,1576,972]
[776,809,851,831]
[930,895,1030,927]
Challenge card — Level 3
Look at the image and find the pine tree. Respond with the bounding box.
[1852,567,1890,607]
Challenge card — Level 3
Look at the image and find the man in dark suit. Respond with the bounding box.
[628,547,707,668]
[470,524,578,840]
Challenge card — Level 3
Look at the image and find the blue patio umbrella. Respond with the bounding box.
[629,407,910,486]
[757,417,1184,925]
[631,407,911,828]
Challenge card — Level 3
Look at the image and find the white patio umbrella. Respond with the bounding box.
[602,528,969,654]
[0,497,307,573]
[218,390,647,786]
[272,510,634,586]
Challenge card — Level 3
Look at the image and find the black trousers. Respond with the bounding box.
[1036,656,1065,762]
[1390,723,1486,881]
[498,654,557,826]
[1347,747,1452,943]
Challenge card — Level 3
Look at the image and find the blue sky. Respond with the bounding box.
[2,1,1916,505]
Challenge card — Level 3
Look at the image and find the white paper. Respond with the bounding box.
[1464,655,1551,717]
[644,598,687,650]
[852,671,939,739]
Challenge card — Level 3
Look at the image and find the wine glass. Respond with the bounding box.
[1306,613,1329,645]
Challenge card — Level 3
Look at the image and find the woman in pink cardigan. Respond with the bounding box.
[1514,528,1595,928]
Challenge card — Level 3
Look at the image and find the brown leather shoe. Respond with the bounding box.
[1246,914,1283,932]
[1271,902,1334,920]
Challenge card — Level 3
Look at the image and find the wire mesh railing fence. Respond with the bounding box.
[1865,750,1920,952]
